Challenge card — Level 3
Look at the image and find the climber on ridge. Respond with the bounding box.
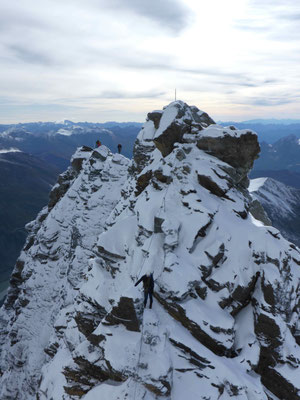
[135,272,154,309]
[117,143,122,154]
[96,140,101,148]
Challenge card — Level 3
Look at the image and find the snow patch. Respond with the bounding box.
[201,124,256,139]
[154,103,179,139]
[249,178,268,192]
[0,148,21,154]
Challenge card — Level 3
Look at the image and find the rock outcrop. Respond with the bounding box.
[133,101,215,173]
[0,101,299,400]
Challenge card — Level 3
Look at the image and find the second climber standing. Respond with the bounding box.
[135,272,154,309]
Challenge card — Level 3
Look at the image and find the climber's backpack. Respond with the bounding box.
[144,274,153,292]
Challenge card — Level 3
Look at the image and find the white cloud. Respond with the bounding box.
[0,0,299,123]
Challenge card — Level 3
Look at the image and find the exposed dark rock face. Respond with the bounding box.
[48,168,76,210]
[220,272,260,316]
[154,292,234,358]
[154,122,187,157]
[75,303,106,339]
[132,139,156,175]
[103,297,140,332]
[260,368,300,400]
[197,174,231,199]
[147,111,163,129]
[135,170,153,196]
[249,199,272,226]
[71,146,93,172]
[63,356,126,398]
[197,132,260,189]
[132,101,215,174]
[152,102,215,157]
[170,338,214,370]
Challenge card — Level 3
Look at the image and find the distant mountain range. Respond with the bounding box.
[249,134,300,189]
[221,118,300,125]
[250,169,300,189]
[0,121,141,171]
[256,135,300,172]
[220,120,300,188]
[250,177,300,247]
[220,120,300,144]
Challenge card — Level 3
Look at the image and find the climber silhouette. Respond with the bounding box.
[117,143,122,154]
[96,140,101,148]
[135,272,154,309]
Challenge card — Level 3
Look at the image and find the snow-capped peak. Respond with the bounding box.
[0,148,22,154]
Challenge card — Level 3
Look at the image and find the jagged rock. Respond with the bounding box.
[219,272,260,316]
[154,121,186,157]
[1,102,300,400]
[153,169,173,185]
[197,174,230,199]
[48,168,76,210]
[154,216,165,233]
[147,111,162,129]
[170,338,214,370]
[103,297,140,332]
[71,145,93,173]
[135,170,153,196]
[154,292,234,357]
[197,131,260,188]
[44,342,59,358]
[260,367,300,400]
[152,102,215,157]
[75,307,105,339]
[249,199,272,226]
[132,101,215,171]
[4,259,25,309]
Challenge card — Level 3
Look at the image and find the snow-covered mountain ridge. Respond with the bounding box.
[250,177,300,247]
[0,101,299,400]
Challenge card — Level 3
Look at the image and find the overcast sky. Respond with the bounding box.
[1,0,300,123]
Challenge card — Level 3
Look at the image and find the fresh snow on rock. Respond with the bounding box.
[201,124,254,138]
[0,145,130,399]
[0,101,299,400]
[250,177,300,246]
[0,148,21,153]
[249,178,297,216]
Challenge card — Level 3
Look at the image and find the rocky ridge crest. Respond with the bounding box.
[0,101,299,400]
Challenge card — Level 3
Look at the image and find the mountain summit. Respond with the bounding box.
[0,101,299,400]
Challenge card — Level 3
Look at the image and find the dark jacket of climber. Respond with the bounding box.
[135,273,154,309]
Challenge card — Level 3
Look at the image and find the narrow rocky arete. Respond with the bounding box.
[0,101,299,400]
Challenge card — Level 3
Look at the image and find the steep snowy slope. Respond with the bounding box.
[0,101,299,400]
[250,177,300,247]
[0,146,130,399]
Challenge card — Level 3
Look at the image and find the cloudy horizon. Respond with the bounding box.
[1,0,300,123]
